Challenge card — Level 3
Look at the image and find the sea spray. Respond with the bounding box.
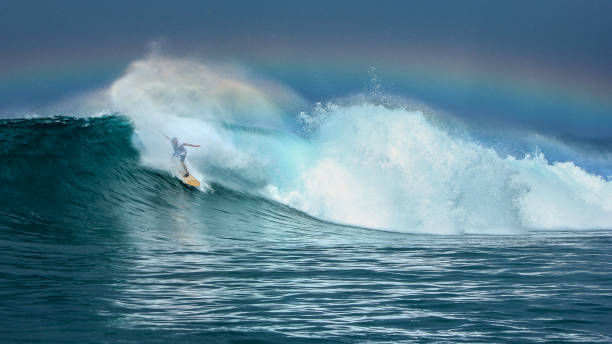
[510,153,612,229]
[268,103,612,233]
[106,55,305,188]
[265,104,525,234]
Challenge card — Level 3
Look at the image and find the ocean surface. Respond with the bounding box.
[1,114,611,343]
[1,57,612,343]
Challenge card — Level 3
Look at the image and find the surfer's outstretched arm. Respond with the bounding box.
[183,143,200,147]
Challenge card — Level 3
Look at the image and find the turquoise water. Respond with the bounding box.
[1,116,611,343]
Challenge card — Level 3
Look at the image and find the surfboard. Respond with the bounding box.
[181,174,201,187]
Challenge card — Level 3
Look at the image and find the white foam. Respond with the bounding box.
[511,154,612,229]
[263,104,612,233]
[264,104,525,234]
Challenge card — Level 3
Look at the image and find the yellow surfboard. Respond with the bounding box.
[181,174,201,187]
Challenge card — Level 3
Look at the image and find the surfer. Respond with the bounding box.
[167,136,200,177]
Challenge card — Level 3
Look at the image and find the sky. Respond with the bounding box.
[1,0,611,137]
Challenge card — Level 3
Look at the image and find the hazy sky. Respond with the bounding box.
[2,0,611,73]
[1,0,611,136]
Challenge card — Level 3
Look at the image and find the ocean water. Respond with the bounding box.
[1,57,612,343]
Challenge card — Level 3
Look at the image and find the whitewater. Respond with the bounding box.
[49,55,612,235]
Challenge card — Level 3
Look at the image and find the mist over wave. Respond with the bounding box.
[20,55,612,234]
[96,55,306,188]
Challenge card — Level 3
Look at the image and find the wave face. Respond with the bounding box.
[4,56,612,235]
[0,116,139,225]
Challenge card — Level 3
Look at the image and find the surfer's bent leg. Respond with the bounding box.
[180,154,189,177]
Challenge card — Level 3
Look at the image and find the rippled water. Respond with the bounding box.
[2,213,611,343]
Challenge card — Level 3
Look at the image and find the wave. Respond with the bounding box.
[3,56,612,235]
